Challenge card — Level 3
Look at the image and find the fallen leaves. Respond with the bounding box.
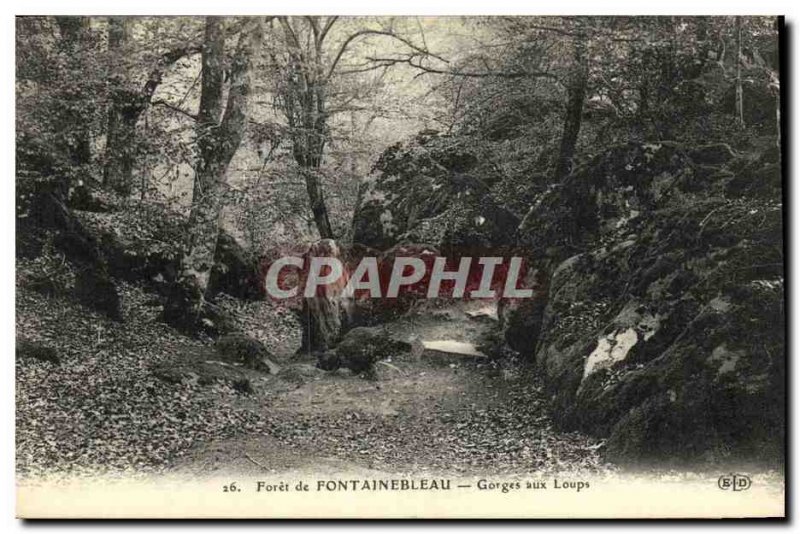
[16,270,271,480]
[17,256,610,480]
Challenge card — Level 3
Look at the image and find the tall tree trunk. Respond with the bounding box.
[302,75,334,239]
[55,17,92,180]
[553,34,588,183]
[293,97,334,240]
[303,166,334,239]
[164,17,263,334]
[103,16,138,196]
[735,16,745,129]
[553,32,591,245]
[279,17,335,239]
[775,18,782,150]
[299,239,349,355]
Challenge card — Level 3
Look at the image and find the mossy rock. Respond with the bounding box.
[16,339,60,365]
[215,333,280,374]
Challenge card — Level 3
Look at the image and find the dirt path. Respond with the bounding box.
[168,302,610,479]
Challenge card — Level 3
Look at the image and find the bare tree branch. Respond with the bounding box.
[305,16,321,47]
[326,29,449,80]
[319,16,338,44]
[151,99,198,121]
[360,55,559,81]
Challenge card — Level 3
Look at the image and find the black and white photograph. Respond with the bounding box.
[11,10,786,519]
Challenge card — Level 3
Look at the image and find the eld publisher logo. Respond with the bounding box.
[718,474,752,492]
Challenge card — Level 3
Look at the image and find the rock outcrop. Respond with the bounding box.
[16,338,60,365]
[515,140,784,465]
[72,200,261,300]
[18,183,262,328]
[19,189,122,320]
[351,130,518,251]
[318,326,412,376]
[215,333,280,374]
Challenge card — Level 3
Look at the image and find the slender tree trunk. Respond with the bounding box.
[279,17,335,240]
[735,16,745,129]
[552,31,591,245]
[553,34,588,183]
[103,17,139,196]
[55,17,92,177]
[304,72,335,239]
[303,166,334,239]
[774,18,781,149]
[164,17,262,333]
[294,87,334,239]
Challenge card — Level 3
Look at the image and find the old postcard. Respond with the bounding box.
[15,14,785,519]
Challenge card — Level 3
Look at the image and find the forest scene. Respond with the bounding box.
[15,15,784,483]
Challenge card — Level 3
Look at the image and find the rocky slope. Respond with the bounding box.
[520,141,783,465]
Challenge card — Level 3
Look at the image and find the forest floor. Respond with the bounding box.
[170,302,612,479]
[16,256,610,481]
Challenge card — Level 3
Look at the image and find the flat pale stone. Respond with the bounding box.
[465,306,498,320]
[421,340,486,357]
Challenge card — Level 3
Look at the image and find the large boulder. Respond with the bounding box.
[72,199,261,300]
[210,232,263,300]
[516,141,784,465]
[496,262,548,357]
[320,326,412,375]
[19,190,122,320]
[215,333,280,374]
[160,277,236,337]
[151,343,277,394]
[346,243,439,327]
[352,130,517,251]
[519,141,702,257]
